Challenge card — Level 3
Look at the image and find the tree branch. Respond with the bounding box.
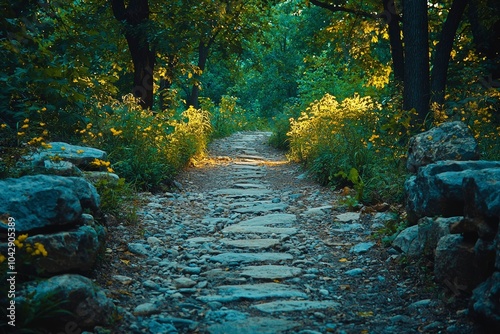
[309,0,379,20]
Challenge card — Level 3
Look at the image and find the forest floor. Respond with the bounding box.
[94,131,479,334]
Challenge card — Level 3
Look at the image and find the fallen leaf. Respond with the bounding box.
[357,311,374,317]
[120,259,130,265]
[339,258,349,262]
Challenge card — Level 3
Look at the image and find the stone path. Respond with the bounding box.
[98,131,475,333]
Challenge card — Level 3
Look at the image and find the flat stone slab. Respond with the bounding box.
[209,252,293,264]
[335,212,361,222]
[197,283,307,303]
[185,237,215,244]
[220,238,280,249]
[215,188,272,196]
[232,172,265,178]
[233,162,261,167]
[233,203,288,214]
[234,183,267,189]
[303,205,333,216]
[350,242,375,254]
[239,213,297,226]
[222,225,298,235]
[237,154,267,160]
[240,265,302,279]
[252,300,341,313]
[207,317,299,334]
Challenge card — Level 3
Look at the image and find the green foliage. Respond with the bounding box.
[93,178,138,224]
[287,93,408,203]
[205,96,257,138]
[79,95,212,190]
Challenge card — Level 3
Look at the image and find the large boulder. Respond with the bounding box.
[26,142,107,169]
[470,271,500,331]
[434,234,479,293]
[17,274,116,331]
[26,224,105,275]
[0,175,100,233]
[406,121,479,173]
[405,161,500,224]
[463,168,500,220]
[417,216,463,256]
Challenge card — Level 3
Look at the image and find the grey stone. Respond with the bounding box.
[470,271,500,331]
[406,121,479,173]
[405,160,500,224]
[392,225,421,256]
[17,274,116,330]
[303,205,333,216]
[234,183,266,189]
[345,268,364,276]
[434,234,478,292]
[238,213,297,226]
[113,275,133,285]
[128,242,150,256]
[21,225,105,275]
[43,160,83,176]
[0,175,100,232]
[205,309,248,322]
[209,252,293,264]
[334,212,361,222]
[462,168,500,218]
[215,188,272,196]
[197,283,307,302]
[174,277,197,288]
[350,242,375,254]
[28,142,108,168]
[147,320,178,334]
[133,302,160,316]
[83,171,120,185]
[220,238,279,249]
[252,300,340,313]
[233,203,288,214]
[240,265,302,279]
[207,317,299,334]
[417,217,462,255]
[222,225,298,235]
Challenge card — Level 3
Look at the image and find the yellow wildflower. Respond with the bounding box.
[76,149,85,154]
[23,118,29,123]
[17,132,25,136]
[1,123,7,128]
[0,254,5,264]
[110,128,123,136]
[21,124,29,129]
[60,146,66,151]
[39,122,46,127]
[34,243,48,257]
[18,234,28,242]
[107,167,114,173]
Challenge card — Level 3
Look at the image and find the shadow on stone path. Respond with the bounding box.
[99,131,476,334]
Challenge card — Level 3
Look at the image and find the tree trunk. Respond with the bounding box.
[430,0,469,106]
[382,0,404,83]
[111,0,155,109]
[187,37,215,108]
[403,0,430,124]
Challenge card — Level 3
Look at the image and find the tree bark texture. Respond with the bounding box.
[430,0,469,106]
[403,0,430,123]
[187,36,216,108]
[382,0,404,83]
[111,0,155,109]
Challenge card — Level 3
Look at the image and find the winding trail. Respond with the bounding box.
[100,131,475,333]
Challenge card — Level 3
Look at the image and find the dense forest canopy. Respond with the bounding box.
[1,0,499,200]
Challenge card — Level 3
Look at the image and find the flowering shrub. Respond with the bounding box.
[78,95,212,190]
[287,93,407,203]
